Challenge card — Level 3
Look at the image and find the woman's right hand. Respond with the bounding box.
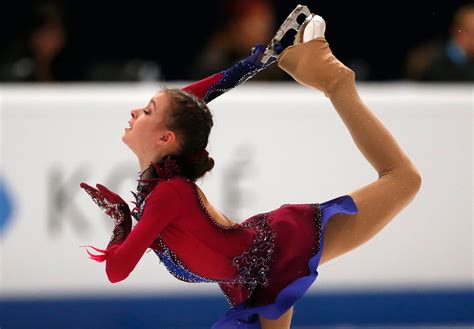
[80,182,133,256]
[80,182,131,224]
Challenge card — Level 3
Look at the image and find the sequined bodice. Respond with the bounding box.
[130,158,277,306]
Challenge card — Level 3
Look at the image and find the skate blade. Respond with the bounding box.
[260,4,312,65]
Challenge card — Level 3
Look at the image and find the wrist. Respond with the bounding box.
[107,220,132,247]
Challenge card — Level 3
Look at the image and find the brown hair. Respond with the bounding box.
[161,88,215,181]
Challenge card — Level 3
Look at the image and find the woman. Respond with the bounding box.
[81,13,421,329]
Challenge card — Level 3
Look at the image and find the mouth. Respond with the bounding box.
[127,121,133,129]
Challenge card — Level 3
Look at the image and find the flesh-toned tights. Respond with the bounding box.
[259,38,422,329]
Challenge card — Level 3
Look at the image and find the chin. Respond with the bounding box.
[122,139,139,157]
[121,134,132,149]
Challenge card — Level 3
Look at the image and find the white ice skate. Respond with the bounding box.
[294,14,326,44]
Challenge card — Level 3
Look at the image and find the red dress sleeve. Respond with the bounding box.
[86,181,182,283]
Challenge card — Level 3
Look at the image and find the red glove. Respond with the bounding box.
[80,183,130,224]
[80,183,132,251]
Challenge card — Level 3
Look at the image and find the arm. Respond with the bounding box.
[182,4,314,103]
[84,182,182,283]
[182,43,280,103]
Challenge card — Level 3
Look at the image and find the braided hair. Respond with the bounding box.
[161,88,215,181]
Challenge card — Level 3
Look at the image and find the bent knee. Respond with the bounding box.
[380,165,422,194]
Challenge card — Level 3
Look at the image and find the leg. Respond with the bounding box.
[320,170,420,265]
[276,20,422,266]
[259,306,293,329]
[318,49,421,265]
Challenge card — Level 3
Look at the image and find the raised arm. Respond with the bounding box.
[182,4,317,103]
[182,43,279,103]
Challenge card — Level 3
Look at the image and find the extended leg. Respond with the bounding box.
[320,54,421,265]
[277,31,422,265]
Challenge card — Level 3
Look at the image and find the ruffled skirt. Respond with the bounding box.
[211,194,358,328]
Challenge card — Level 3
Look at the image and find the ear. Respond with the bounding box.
[157,130,177,146]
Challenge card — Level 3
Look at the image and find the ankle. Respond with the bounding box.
[278,38,355,96]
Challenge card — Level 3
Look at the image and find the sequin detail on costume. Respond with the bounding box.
[129,157,277,308]
[107,203,132,248]
[108,227,124,246]
[153,236,215,283]
[151,215,277,309]
[311,203,323,255]
[204,61,268,103]
[82,187,126,223]
[192,183,242,231]
[231,213,276,291]
[131,156,184,221]
[151,156,183,181]
[131,174,276,305]
[153,234,255,296]
[131,189,149,221]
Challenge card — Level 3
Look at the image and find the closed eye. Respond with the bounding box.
[143,100,154,114]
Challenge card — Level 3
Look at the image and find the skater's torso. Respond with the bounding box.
[133,174,320,307]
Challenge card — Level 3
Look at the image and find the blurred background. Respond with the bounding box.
[0,0,473,82]
[0,0,473,329]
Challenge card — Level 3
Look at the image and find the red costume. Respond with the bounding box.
[82,159,357,328]
[81,44,359,328]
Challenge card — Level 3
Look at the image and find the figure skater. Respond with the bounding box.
[80,9,421,329]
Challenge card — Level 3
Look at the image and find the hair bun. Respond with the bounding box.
[186,149,209,163]
[188,152,214,181]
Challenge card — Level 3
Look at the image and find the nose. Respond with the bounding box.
[131,108,139,119]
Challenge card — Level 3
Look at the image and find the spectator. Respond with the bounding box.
[188,0,287,81]
[0,1,76,82]
[405,3,474,81]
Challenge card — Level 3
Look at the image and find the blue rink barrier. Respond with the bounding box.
[1,288,473,328]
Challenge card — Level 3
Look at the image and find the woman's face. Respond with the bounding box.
[122,91,179,159]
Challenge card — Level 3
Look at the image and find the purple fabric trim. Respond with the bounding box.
[211,194,359,329]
